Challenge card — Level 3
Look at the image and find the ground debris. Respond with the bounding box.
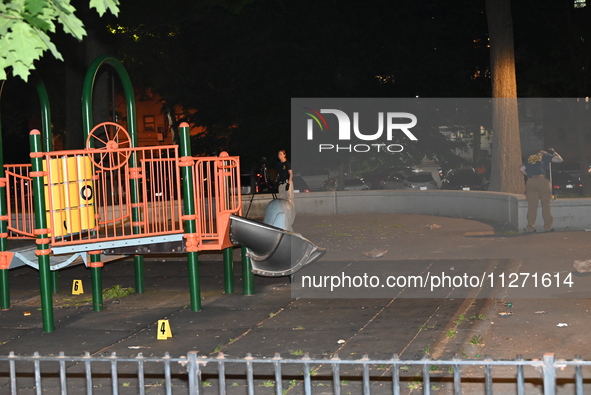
[427,224,442,229]
[574,260,591,273]
[363,249,388,258]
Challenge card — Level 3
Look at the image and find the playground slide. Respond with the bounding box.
[229,214,325,277]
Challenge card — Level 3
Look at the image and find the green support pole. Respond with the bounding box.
[179,123,200,311]
[241,246,254,295]
[29,130,54,332]
[0,270,8,310]
[32,74,56,295]
[134,256,144,293]
[90,254,103,311]
[223,247,234,294]
[82,55,145,293]
[0,104,9,309]
[31,73,53,152]
[51,271,59,293]
[0,73,52,310]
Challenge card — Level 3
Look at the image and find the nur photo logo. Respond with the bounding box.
[302,106,418,153]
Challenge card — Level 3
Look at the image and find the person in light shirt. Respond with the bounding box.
[519,148,563,232]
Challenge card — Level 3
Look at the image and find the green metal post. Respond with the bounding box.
[0,270,7,310]
[134,256,144,293]
[222,157,235,293]
[82,55,145,293]
[241,246,254,295]
[51,271,59,293]
[29,130,54,332]
[0,100,8,309]
[32,74,59,294]
[179,123,200,311]
[0,74,53,309]
[90,254,103,311]
[223,247,234,293]
[31,73,53,151]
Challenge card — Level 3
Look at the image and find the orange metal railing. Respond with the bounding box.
[3,147,241,253]
[5,164,35,238]
[192,153,242,250]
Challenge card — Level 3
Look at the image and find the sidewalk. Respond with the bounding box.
[1,213,591,393]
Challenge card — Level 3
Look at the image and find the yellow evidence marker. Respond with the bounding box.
[157,320,173,340]
[71,280,84,295]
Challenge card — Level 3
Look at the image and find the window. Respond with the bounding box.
[144,115,155,131]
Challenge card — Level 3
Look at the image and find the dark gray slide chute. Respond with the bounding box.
[229,215,325,276]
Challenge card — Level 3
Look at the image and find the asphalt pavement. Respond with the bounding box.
[1,213,591,394]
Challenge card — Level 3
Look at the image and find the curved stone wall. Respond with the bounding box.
[242,191,591,231]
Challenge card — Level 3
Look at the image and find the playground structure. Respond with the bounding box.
[0,55,325,333]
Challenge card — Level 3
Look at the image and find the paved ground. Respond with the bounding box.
[1,213,591,394]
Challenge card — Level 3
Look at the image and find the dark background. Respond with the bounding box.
[2,0,591,169]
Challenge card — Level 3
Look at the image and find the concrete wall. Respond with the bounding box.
[243,191,591,231]
[518,197,591,231]
[294,190,521,229]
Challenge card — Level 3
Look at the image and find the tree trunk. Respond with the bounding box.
[575,101,591,196]
[486,0,524,193]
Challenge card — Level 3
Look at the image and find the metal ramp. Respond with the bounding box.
[9,244,126,271]
[229,215,325,277]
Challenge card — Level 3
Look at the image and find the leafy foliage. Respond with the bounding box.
[0,0,120,81]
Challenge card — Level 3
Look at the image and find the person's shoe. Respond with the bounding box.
[545,228,555,232]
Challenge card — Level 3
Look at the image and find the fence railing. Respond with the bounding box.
[4,164,35,238]
[0,352,588,395]
[3,149,241,255]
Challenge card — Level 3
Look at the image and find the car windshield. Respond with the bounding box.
[406,173,433,182]
[552,172,577,182]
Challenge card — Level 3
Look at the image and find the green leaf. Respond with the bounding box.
[0,0,119,80]
[4,0,25,14]
[0,15,14,36]
[9,21,42,53]
[90,0,120,16]
[35,28,63,61]
[25,0,51,17]
[4,23,48,80]
[52,1,86,39]
[22,14,53,32]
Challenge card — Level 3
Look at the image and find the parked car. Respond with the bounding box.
[296,168,336,191]
[551,171,583,196]
[292,176,311,193]
[362,166,409,189]
[319,176,370,191]
[441,168,488,191]
[403,172,439,190]
[379,172,406,190]
[380,171,438,190]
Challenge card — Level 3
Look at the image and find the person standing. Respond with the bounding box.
[519,148,563,232]
[276,149,294,204]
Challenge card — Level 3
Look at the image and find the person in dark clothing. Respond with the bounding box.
[276,150,294,204]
